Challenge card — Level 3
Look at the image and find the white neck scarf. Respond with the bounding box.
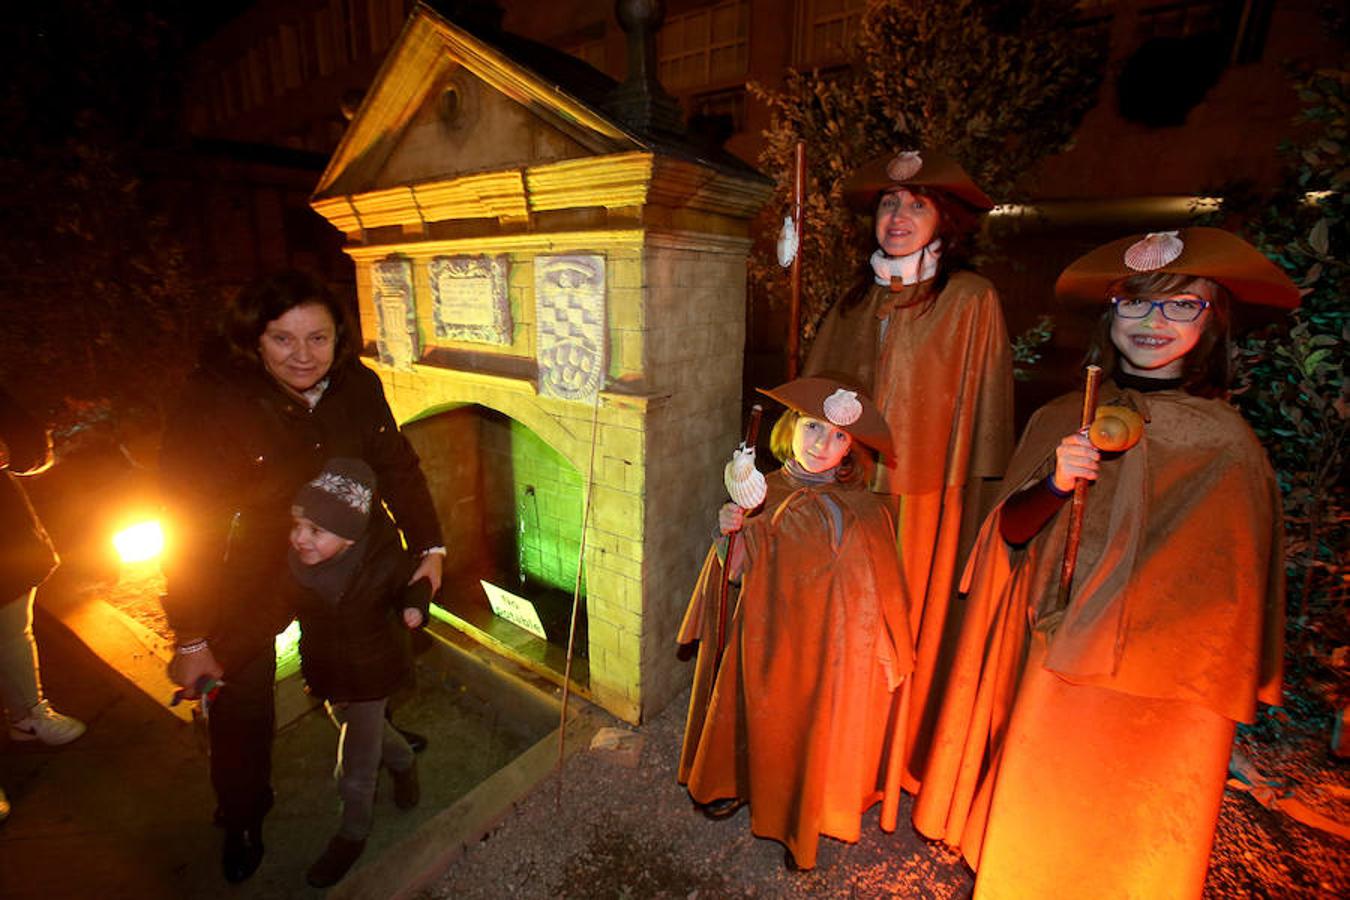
[871,238,942,287]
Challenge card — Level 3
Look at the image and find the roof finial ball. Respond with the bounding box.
[616,0,665,34]
[616,0,665,89]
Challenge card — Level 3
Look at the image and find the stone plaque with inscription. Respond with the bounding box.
[373,256,418,370]
[535,254,606,402]
[430,254,512,346]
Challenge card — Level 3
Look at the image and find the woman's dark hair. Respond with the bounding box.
[1083,272,1232,397]
[768,408,873,485]
[222,270,357,370]
[837,185,983,316]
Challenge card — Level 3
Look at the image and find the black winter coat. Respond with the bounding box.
[292,513,431,702]
[0,386,58,603]
[159,346,442,672]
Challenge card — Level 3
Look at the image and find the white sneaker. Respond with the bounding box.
[9,700,86,745]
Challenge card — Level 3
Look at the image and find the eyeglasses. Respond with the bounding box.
[1110,296,1210,322]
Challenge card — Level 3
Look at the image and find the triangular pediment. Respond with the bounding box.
[313,5,643,202]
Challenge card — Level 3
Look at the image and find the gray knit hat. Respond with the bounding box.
[291,458,376,540]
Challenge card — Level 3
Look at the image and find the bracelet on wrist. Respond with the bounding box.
[177,639,210,656]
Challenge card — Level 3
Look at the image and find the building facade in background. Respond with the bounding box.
[178,0,1336,382]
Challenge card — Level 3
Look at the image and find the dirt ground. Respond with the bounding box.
[421,680,1349,900]
[422,686,973,900]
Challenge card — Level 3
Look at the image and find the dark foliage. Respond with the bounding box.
[0,1,212,445]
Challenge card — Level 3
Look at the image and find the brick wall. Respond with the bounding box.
[339,215,759,726]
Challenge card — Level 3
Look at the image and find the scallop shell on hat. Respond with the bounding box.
[886,151,923,182]
[823,389,862,427]
[724,446,767,509]
[1123,231,1184,272]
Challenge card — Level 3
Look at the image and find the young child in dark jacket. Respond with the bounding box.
[287,457,432,888]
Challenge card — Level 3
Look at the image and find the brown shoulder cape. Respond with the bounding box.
[804,270,1015,789]
[676,469,915,869]
[804,271,1013,491]
[912,387,1284,860]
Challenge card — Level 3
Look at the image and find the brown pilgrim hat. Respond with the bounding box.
[1055,227,1300,309]
[757,377,895,463]
[842,148,994,213]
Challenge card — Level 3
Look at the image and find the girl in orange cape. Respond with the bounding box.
[803,150,1014,790]
[677,377,914,870]
[913,228,1295,899]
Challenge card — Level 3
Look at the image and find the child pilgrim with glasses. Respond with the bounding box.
[912,228,1296,899]
[676,377,915,871]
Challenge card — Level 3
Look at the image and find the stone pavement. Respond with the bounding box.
[0,569,598,900]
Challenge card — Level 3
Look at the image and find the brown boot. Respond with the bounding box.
[392,760,420,810]
[306,834,366,888]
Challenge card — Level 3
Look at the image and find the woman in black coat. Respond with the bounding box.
[159,271,442,883]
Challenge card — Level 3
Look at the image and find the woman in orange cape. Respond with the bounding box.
[913,228,1295,899]
[803,150,1014,789]
[677,377,914,870]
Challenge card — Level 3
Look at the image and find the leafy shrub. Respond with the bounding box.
[749,0,1104,356]
[1220,63,1349,709]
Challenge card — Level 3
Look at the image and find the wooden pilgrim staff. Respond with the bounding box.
[1055,364,1102,610]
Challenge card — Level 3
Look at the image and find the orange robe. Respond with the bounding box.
[677,469,915,869]
[912,387,1284,899]
[805,272,1014,787]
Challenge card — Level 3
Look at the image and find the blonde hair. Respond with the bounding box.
[768,408,871,484]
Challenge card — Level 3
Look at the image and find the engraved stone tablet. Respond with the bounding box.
[430,254,512,346]
[535,255,606,402]
[373,256,418,370]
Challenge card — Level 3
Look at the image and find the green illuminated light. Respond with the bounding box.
[275,619,302,682]
[510,420,585,595]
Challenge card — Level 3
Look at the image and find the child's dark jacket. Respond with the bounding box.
[292,513,431,703]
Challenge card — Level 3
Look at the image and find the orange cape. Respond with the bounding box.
[913,388,1284,890]
[677,469,914,869]
[805,271,1014,787]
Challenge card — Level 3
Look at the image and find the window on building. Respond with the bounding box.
[1137,0,1225,40]
[369,0,408,54]
[689,86,746,145]
[566,37,607,72]
[560,21,608,74]
[263,32,288,96]
[1137,0,1270,64]
[345,0,370,61]
[658,0,749,92]
[296,18,317,81]
[1118,1,1270,126]
[799,0,866,67]
[280,23,302,92]
[222,69,241,119]
[245,47,270,110]
[1066,0,1114,42]
[1073,0,1115,15]
[314,7,336,76]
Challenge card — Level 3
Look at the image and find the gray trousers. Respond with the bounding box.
[325,698,415,839]
[0,588,42,719]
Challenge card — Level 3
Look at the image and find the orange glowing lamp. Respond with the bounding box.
[113,520,165,564]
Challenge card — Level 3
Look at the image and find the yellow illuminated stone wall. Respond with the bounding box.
[343,228,749,724]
